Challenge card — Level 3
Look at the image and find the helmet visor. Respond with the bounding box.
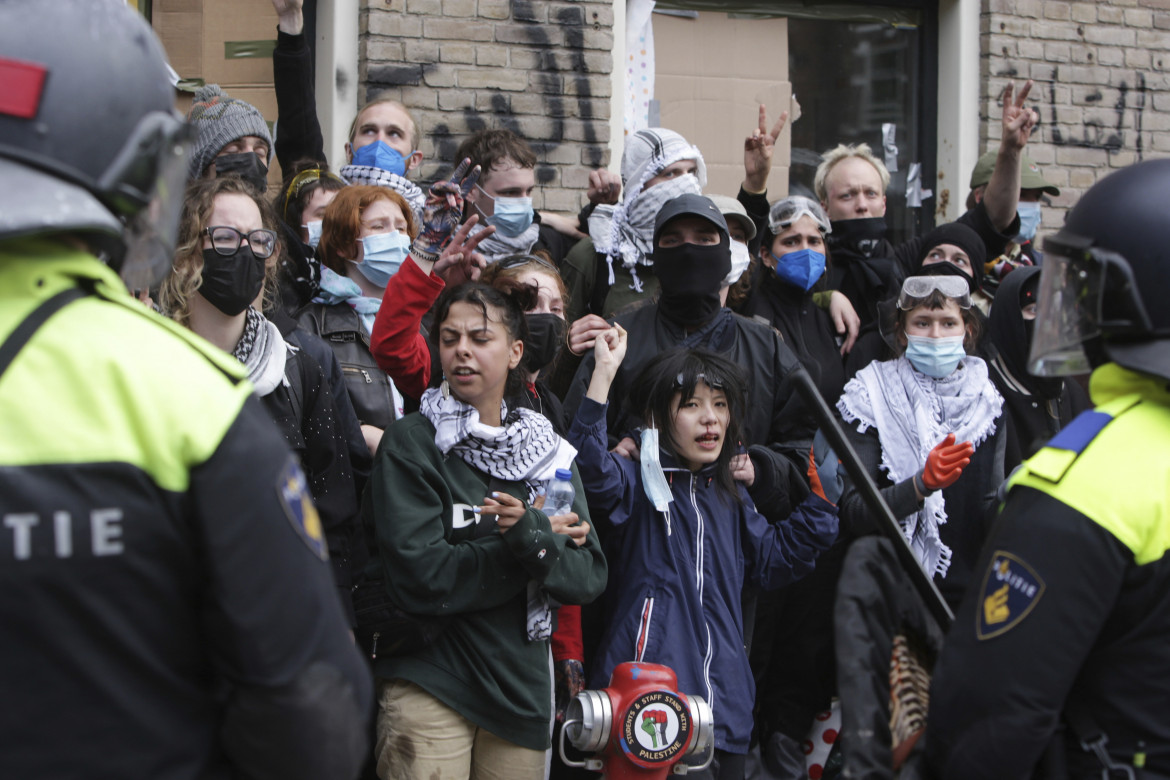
[117,113,193,291]
[768,196,831,235]
[1029,236,1154,376]
[1028,239,1101,376]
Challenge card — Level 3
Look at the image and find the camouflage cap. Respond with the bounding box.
[969,150,1060,195]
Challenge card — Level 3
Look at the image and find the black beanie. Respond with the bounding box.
[916,222,985,291]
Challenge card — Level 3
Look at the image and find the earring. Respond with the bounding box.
[440,377,450,399]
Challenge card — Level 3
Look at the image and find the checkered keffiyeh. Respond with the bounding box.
[339,165,426,220]
[420,387,575,489]
[419,387,577,642]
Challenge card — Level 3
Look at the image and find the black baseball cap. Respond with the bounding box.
[653,194,729,245]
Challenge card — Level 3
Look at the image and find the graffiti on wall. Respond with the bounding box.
[365,0,609,184]
[1027,66,1149,159]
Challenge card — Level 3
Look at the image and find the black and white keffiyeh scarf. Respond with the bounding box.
[339,164,426,220]
[419,386,577,641]
[232,306,290,396]
[837,356,1002,578]
[587,128,706,292]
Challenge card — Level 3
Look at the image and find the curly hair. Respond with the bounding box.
[160,177,281,326]
[316,185,418,277]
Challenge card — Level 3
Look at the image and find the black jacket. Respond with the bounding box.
[838,390,1006,612]
[738,265,846,406]
[0,246,370,780]
[564,304,814,459]
[259,344,365,621]
[297,301,411,430]
[827,203,1016,332]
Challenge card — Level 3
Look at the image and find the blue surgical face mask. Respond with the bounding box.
[351,140,412,177]
[905,334,966,378]
[353,231,411,288]
[639,426,674,513]
[303,220,322,249]
[1016,202,1042,242]
[476,186,535,238]
[771,248,826,292]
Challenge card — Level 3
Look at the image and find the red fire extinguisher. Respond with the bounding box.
[559,662,714,778]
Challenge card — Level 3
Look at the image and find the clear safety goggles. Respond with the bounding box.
[768,196,831,235]
[897,275,972,310]
[1028,232,1153,376]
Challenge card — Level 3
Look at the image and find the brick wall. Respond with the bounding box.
[360,0,614,212]
[980,0,1170,238]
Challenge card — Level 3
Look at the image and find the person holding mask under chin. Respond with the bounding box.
[836,275,1005,611]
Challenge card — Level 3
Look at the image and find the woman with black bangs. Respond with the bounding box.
[570,334,838,779]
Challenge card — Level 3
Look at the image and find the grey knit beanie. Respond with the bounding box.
[186,84,274,179]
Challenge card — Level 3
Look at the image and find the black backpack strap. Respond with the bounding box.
[0,286,89,383]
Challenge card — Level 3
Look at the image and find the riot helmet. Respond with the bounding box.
[1030,159,1170,381]
[0,0,191,287]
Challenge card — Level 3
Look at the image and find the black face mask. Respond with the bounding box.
[200,247,266,316]
[522,313,566,373]
[827,217,888,257]
[653,240,731,328]
[214,152,269,194]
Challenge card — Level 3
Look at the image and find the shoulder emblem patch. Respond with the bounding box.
[277,459,328,560]
[976,551,1045,640]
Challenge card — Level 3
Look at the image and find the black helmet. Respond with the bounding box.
[1030,159,1170,381]
[0,0,191,286]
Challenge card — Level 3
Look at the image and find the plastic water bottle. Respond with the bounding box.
[543,468,575,516]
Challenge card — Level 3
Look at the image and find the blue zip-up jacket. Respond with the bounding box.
[570,397,838,753]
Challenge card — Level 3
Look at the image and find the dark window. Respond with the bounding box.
[785,3,938,245]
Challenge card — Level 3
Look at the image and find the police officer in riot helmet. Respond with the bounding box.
[926,159,1170,778]
[0,2,372,778]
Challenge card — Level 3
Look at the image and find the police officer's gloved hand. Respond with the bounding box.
[916,433,974,494]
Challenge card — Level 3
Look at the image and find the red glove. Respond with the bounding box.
[921,433,974,491]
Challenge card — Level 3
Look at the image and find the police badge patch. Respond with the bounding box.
[276,458,328,561]
[976,551,1045,640]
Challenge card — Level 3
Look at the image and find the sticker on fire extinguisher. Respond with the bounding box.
[621,690,692,764]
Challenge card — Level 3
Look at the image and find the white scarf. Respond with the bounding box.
[588,128,706,290]
[419,387,576,641]
[468,220,542,264]
[837,356,1002,578]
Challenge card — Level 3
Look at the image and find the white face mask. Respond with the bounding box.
[303,220,323,248]
[723,240,751,287]
[639,426,674,512]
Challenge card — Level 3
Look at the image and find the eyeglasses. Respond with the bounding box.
[203,225,278,259]
[498,253,559,273]
[897,275,972,310]
[768,196,831,235]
